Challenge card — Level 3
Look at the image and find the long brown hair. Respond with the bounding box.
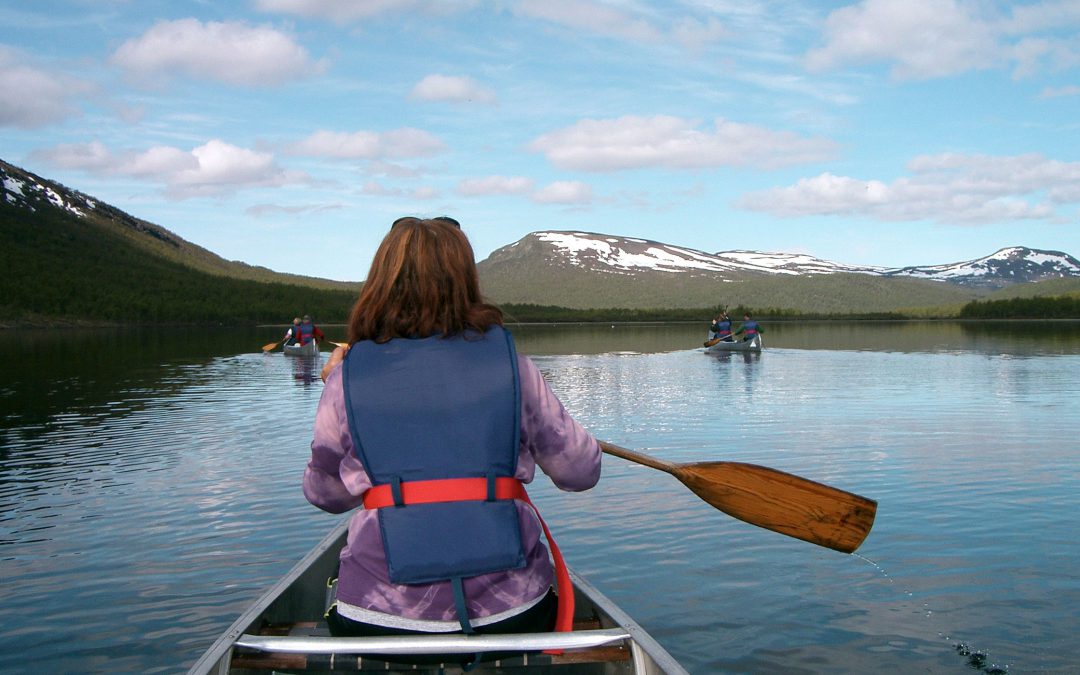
[347,217,503,343]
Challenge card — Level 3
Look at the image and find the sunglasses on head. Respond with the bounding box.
[391,216,461,230]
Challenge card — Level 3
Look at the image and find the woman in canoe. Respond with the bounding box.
[305,216,601,643]
[708,310,734,343]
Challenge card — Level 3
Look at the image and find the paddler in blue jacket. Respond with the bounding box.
[709,311,735,342]
[735,312,763,342]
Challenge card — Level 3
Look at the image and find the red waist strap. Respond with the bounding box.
[361,477,575,639]
[363,477,525,509]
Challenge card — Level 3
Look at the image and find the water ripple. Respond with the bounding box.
[2,331,1079,673]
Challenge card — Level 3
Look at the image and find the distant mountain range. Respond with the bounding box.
[477,231,1080,311]
[485,231,1080,287]
[4,157,1079,322]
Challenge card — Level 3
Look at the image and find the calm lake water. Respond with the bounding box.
[2,322,1079,674]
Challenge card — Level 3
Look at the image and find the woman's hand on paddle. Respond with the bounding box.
[321,344,349,383]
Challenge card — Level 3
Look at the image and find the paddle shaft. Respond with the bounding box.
[599,441,876,553]
[600,442,678,473]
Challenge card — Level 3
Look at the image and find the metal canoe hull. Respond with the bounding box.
[187,518,687,674]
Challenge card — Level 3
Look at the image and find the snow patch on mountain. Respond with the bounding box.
[535,232,734,274]
[886,247,1080,286]
[533,231,882,276]
[712,250,887,276]
[1,163,96,217]
[525,231,1080,288]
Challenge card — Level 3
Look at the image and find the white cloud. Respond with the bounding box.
[288,128,446,160]
[365,161,425,178]
[255,0,474,23]
[737,153,1080,224]
[1001,0,1080,33]
[411,186,440,200]
[33,139,307,199]
[125,146,198,177]
[0,47,92,128]
[806,0,1080,80]
[361,180,394,196]
[671,16,729,52]
[170,141,287,194]
[529,115,837,172]
[33,140,114,171]
[515,0,662,43]
[110,19,321,86]
[359,179,439,199]
[246,202,346,217]
[456,175,534,196]
[531,180,593,204]
[805,0,998,79]
[737,173,888,217]
[410,74,497,104]
[513,0,730,49]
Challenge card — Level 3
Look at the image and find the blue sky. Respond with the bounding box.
[2,0,1079,281]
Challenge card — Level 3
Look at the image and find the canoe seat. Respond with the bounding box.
[230,617,634,673]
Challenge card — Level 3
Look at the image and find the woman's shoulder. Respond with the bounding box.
[515,354,547,398]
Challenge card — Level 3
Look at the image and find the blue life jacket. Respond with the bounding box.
[341,325,525,632]
[299,322,316,344]
[742,320,760,336]
[712,319,733,337]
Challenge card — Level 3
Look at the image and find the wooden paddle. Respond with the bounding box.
[600,441,876,554]
[703,337,721,347]
[262,339,284,352]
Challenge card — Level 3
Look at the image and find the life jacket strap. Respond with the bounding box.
[450,577,475,635]
[363,477,526,508]
[362,476,575,643]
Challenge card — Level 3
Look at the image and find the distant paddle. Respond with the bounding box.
[261,339,284,352]
[600,441,876,553]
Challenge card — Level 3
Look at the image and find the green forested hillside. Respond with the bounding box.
[982,277,1080,300]
[1,200,357,326]
[479,258,983,314]
[955,278,1080,318]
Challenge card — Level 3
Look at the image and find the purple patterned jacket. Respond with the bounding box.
[304,354,601,623]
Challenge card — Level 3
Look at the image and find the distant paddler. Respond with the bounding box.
[704,310,735,347]
[296,314,325,347]
[734,312,763,342]
[284,317,301,346]
[261,317,302,352]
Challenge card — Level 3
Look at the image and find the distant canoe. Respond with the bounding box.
[187,518,687,675]
[705,334,762,353]
[283,341,320,357]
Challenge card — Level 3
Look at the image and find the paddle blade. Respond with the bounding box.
[703,337,721,347]
[261,341,280,352]
[675,461,876,553]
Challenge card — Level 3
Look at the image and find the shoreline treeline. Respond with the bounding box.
[959,295,1080,319]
